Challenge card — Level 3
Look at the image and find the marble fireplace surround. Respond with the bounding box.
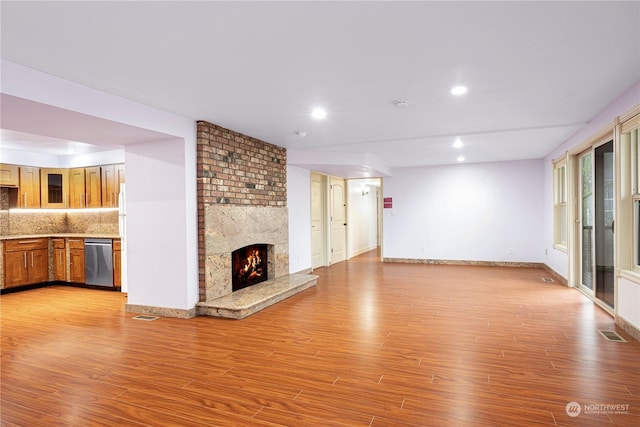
[202,205,289,301]
[196,205,317,319]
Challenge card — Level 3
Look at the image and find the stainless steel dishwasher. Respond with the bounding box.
[84,239,114,287]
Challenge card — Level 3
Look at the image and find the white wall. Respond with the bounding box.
[287,165,312,273]
[618,277,640,328]
[383,159,544,262]
[347,179,379,258]
[125,139,197,309]
[0,148,124,169]
[2,60,199,311]
[0,148,61,168]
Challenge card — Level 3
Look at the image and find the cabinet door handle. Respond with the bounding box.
[31,252,34,267]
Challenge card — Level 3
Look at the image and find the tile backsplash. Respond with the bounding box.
[0,207,119,236]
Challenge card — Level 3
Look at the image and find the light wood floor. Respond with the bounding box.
[2,250,639,426]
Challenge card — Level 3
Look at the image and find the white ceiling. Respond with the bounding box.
[1,1,639,175]
[0,129,115,156]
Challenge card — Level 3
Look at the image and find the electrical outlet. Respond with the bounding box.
[420,246,426,253]
[508,248,514,255]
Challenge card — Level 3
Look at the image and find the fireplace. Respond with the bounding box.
[232,244,272,291]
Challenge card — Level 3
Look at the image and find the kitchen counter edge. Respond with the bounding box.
[1,234,121,241]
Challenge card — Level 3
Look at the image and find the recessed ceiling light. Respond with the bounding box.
[311,108,327,120]
[457,155,465,162]
[451,86,468,96]
[452,138,463,148]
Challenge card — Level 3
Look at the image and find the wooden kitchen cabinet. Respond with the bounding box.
[19,166,40,208]
[69,168,86,208]
[4,251,28,287]
[85,166,102,208]
[113,239,121,287]
[101,164,125,207]
[0,164,19,187]
[3,238,49,288]
[30,248,48,283]
[68,239,85,283]
[69,167,101,208]
[40,168,69,208]
[52,238,66,281]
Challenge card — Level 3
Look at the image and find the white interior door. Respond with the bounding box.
[330,177,347,264]
[310,172,326,269]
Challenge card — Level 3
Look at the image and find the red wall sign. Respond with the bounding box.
[383,197,392,209]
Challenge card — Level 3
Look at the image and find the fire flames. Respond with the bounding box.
[237,249,264,283]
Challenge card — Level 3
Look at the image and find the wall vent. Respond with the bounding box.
[132,315,159,321]
[598,330,626,342]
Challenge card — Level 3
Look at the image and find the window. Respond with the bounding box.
[631,127,640,268]
[619,112,640,274]
[554,157,568,249]
[636,198,640,266]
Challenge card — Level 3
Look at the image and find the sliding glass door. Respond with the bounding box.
[594,141,615,308]
[579,141,615,309]
[580,152,594,292]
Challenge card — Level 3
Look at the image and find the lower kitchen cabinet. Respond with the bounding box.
[113,239,121,287]
[68,239,85,283]
[3,239,49,288]
[4,251,29,287]
[2,236,121,290]
[52,238,66,281]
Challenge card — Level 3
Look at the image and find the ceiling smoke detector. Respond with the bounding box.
[393,100,410,108]
[295,130,307,137]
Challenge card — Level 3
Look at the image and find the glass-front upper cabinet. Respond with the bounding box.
[40,168,69,208]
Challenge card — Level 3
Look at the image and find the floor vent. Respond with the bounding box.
[541,277,554,282]
[598,330,626,342]
[133,315,159,321]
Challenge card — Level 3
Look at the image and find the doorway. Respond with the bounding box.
[330,177,347,264]
[578,140,615,309]
[310,172,327,269]
[310,174,348,267]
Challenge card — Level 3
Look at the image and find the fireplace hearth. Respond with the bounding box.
[232,244,269,291]
[196,206,318,318]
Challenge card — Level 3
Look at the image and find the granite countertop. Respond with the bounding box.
[0,233,121,241]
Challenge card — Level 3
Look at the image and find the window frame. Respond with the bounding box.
[618,112,640,277]
[553,155,568,251]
